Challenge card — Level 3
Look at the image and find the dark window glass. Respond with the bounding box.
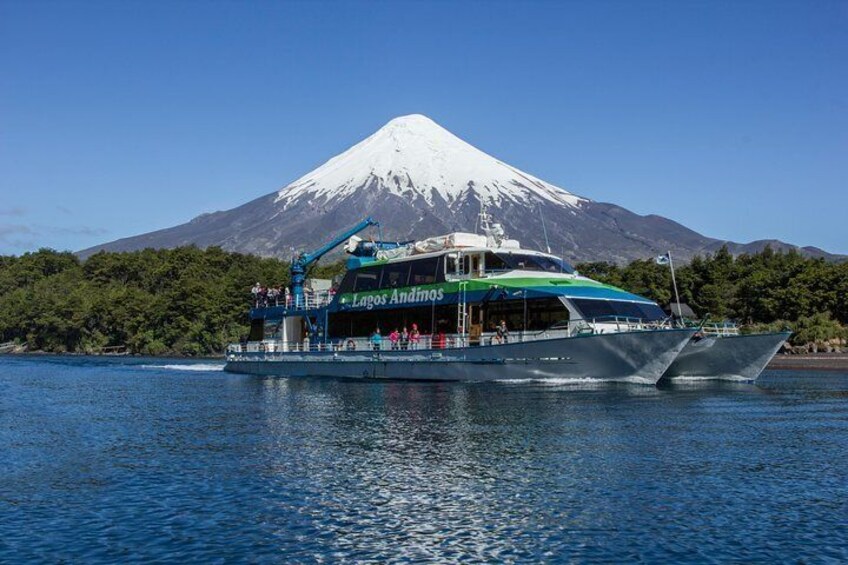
[636,303,667,321]
[409,257,440,286]
[354,267,381,291]
[380,262,410,289]
[483,297,568,332]
[495,253,574,274]
[571,299,665,321]
[338,271,356,293]
[484,252,508,272]
[571,299,613,320]
[445,255,457,276]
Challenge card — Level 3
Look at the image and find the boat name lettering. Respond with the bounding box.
[350,287,446,310]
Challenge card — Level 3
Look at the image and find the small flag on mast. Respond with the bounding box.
[656,253,670,265]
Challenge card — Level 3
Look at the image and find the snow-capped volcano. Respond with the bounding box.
[276,114,585,209]
[81,114,842,264]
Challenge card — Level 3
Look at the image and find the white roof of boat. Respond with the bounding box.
[379,245,562,264]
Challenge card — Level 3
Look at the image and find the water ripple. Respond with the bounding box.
[1,358,847,562]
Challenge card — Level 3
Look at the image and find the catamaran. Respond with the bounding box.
[661,322,790,381]
[648,252,790,382]
[224,210,696,384]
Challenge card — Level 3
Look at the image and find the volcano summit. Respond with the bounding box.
[81,114,840,263]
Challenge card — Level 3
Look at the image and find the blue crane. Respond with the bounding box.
[290,217,379,306]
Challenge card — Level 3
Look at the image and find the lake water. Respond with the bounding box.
[1,356,847,562]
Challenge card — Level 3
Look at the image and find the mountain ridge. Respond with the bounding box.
[80,114,844,264]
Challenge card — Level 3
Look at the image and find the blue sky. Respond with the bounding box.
[1,0,846,255]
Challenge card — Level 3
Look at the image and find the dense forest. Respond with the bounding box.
[576,246,847,348]
[0,247,342,355]
[0,246,845,355]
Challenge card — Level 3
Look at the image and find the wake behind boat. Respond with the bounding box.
[225,210,695,384]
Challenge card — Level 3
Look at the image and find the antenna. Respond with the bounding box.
[668,251,683,321]
[539,204,551,254]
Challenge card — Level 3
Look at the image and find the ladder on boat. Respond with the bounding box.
[457,282,468,347]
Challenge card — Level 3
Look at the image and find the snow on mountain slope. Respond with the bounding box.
[275,114,586,209]
[79,114,844,264]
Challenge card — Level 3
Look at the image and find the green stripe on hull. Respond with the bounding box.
[335,276,654,311]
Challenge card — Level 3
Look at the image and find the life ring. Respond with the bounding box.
[346,339,356,351]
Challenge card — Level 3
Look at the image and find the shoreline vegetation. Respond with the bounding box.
[1,246,845,358]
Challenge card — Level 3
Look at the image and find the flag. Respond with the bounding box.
[655,253,670,265]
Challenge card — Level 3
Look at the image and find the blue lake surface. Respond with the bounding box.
[1,356,847,562]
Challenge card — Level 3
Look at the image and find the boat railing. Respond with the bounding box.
[229,334,471,354]
[226,316,679,357]
[700,323,740,337]
[225,314,686,357]
[570,316,671,334]
[253,290,336,310]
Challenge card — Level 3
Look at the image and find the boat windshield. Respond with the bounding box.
[571,298,667,321]
[487,252,575,274]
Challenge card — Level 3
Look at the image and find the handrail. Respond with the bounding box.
[700,323,739,337]
[226,315,680,357]
[253,289,336,310]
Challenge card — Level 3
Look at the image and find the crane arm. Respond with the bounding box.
[289,217,379,312]
[296,217,378,269]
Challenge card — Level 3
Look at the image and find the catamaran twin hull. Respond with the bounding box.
[224,329,696,385]
[661,331,791,382]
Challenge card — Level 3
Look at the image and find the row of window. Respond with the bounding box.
[571,299,666,321]
[338,257,444,293]
[338,252,575,293]
[327,298,572,338]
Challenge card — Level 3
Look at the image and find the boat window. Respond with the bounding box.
[380,262,410,289]
[483,297,568,332]
[337,271,356,294]
[492,253,575,274]
[354,267,381,292]
[461,253,482,277]
[571,298,666,321]
[635,303,668,320]
[484,252,509,272]
[445,255,458,276]
[409,257,440,286]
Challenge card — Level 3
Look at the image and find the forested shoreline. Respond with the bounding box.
[0,246,845,356]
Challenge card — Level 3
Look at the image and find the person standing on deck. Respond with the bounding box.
[400,327,410,350]
[496,319,510,344]
[410,324,421,349]
[389,328,400,350]
[251,283,262,307]
[371,328,382,351]
[267,286,279,306]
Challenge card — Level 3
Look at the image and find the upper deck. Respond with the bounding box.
[249,241,663,324]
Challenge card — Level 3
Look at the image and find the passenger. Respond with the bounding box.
[251,282,262,307]
[409,323,421,350]
[400,326,409,350]
[284,286,291,308]
[258,286,268,308]
[267,286,279,306]
[496,319,510,344]
[371,328,382,351]
[389,328,400,350]
[434,331,446,349]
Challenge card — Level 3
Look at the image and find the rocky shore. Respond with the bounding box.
[768,353,848,372]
